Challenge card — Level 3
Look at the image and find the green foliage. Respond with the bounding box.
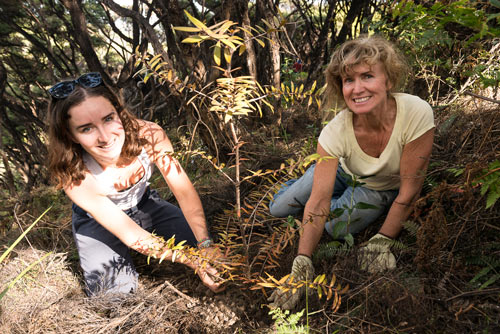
[268,308,309,334]
[467,243,500,290]
[314,240,352,260]
[402,220,420,237]
[373,0,500,101]
[473,160,500,209]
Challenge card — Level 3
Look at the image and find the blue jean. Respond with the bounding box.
[269,165,398,238]
[72,188,197,296]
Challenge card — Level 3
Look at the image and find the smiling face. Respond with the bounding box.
[341,61,392,116]
[68,96,125,169]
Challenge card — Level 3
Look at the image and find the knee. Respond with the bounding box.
[269,198,287,217]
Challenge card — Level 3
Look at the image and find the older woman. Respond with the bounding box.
[268,35,435,309]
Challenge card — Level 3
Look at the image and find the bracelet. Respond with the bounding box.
[197,237,214,249]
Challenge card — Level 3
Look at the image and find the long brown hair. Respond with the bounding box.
[323,35,409,115]
[47,83,146,189]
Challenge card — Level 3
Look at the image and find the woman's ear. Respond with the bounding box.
[386,79,393,92]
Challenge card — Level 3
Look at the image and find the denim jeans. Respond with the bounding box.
[72,188,197,296]
[269,165,398,239]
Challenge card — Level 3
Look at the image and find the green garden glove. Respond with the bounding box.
[267,255,315,310]
[359,233,396,273]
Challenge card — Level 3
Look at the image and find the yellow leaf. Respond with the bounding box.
[326,288,333,300]
[329,272,336,287]
[184,10,208,30]
[318,273,326,284]
[214,44,221,66]
[172,26,202,32]
[224,47,232,64]
[221,38,236,50]
[182,36,204,43]
[239,45,246,56]
[311,80,317,92]
[144,72,153,83]
[255,38,265,48]
[278,274,290,285]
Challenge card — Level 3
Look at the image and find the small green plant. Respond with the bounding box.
[268,307,308,334]
[467,242,500,290]
[473,160,500,209]
[0,207,52,300]
[329,172,378,242]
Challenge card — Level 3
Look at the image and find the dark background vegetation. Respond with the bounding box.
[0,0,499,333]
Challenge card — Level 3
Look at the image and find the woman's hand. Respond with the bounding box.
[195,246,226,293]
[196,262,225,293]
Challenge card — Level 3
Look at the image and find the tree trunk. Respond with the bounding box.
[60,0,113,84]
[238,0,258,79]
[256,0,281,88]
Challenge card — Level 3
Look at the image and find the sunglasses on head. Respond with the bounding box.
[48,72,103,99]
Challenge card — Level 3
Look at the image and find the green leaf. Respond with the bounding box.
[490,0,500,9]
[344,234,354,247]
[353,202,379,210]
[331,221,347,239]
[486,189,500,209]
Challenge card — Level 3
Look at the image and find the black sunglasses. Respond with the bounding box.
[48,72,103,99]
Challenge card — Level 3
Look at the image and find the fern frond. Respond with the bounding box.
[402,220,420,237]
[314,241,353,261]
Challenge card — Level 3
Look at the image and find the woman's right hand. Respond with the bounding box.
[195,246,226,293]
[196,262,226,293]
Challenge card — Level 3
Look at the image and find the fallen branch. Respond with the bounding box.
[463,91,500,105]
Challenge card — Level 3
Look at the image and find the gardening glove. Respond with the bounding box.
[359,233,396,273]
[267,255,315,310]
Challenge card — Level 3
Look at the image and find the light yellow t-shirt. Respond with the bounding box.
[318,93,435,191]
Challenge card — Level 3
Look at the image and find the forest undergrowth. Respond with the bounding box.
[0,98,499,334]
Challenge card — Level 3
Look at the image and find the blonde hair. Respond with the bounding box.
[323,34,409,116]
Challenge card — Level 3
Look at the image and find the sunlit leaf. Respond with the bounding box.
[182,36,204,43]
[224,47,232,64]
[184,10,208,30]
[214,44,222,66]
[172,26,202,32]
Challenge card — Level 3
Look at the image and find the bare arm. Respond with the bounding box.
[65,178,182,261]
[297,144,339,257]
[140,121,210,242]
[379,128,435,238]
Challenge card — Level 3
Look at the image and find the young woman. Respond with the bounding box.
[268,35,435,309]
[47,73,224,296]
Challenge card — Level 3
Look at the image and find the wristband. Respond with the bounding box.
[197,237,214,249]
